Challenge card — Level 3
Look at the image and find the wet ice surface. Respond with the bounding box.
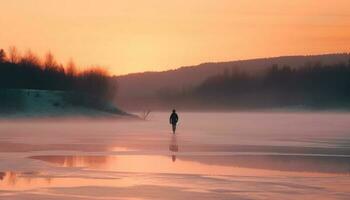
[0,112,350,200]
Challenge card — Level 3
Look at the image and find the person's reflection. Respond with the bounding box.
[169,135,179,162]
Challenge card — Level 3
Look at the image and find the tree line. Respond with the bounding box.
[159,60,350,109]
[0,47,117,108]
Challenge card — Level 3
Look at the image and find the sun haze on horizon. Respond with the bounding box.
[0,0,350,75]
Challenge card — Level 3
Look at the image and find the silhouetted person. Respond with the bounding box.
[169,109,179,134]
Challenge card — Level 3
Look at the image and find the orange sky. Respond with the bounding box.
[0,0,350,75]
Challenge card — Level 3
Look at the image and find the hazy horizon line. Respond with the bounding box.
[115,51,350,77]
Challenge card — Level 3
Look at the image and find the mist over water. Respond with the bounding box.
[0,112,349,199]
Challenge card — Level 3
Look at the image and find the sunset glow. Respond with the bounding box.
[1,0,350,75]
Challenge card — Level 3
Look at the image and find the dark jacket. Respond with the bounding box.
[170,113,179,124]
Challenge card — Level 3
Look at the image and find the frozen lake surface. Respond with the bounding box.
[0,112,349,200]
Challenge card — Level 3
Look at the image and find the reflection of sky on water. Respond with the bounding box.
[1,112,350,199]
[1,169,350,200]
[29,154,350,176]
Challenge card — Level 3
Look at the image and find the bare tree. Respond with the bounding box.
[0,49,6,63]
[44,51,58,69]
[66,58,77,77]
[20,49,40,66]
[8,46,20,64]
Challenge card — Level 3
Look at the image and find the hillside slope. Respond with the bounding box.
[115,53,350,110]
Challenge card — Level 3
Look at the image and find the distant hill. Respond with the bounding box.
[114,53,350,110]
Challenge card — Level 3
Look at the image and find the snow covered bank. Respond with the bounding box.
[0,89,129,118]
